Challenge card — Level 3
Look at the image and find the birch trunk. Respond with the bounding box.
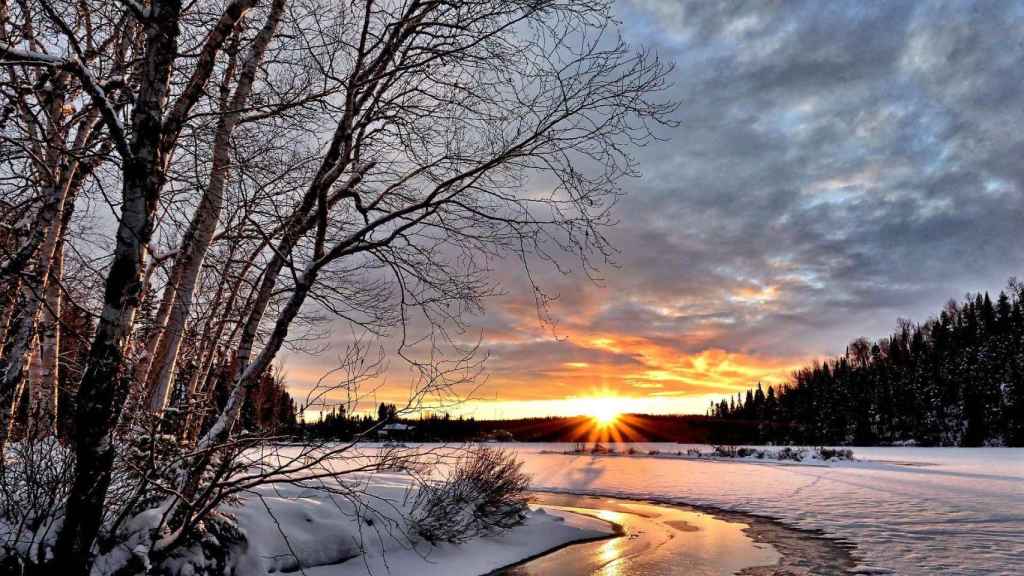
[0,68,72,446]
[0,282,15,347]
[27,239,62,437]
[54,1,256,569]
[181,250,255,441]
[0,182,69,445]
[145,1,280,411]
[53,4,184,570]
[131,253,184,387]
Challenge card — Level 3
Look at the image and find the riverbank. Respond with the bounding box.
[539,444,855,464]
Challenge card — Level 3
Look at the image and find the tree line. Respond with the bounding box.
[711,279,1024,446]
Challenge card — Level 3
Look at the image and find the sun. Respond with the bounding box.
[585,396,621,427]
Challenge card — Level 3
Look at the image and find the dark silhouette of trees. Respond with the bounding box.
[242,367,298,434]
[711,279,1024,447]
[377,402,398,423]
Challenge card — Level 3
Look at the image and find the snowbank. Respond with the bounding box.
[223,470,611,576]
[307,506,611,576]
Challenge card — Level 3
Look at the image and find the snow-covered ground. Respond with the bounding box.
[508,444,1023,576]
[221,465,611,576]
[209,444,1021,575]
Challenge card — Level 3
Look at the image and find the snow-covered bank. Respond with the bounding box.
[224,469,612,576]
[507,444,1023,575]
[310,505,612,576]
[541,444,854,464]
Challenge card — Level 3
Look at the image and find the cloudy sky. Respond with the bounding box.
[289,0,1024,418]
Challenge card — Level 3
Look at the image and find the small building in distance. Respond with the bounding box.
[379,422,415,442]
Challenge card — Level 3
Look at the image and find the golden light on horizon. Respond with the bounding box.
[580,395,622,427]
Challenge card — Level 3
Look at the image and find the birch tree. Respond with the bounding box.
[0,0,675,573]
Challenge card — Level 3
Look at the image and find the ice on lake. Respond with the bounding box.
[507,444,1023,576]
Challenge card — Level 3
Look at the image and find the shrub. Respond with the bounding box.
[411,447,529,544]
[685,448,702,457]
[817,447,854,461]
[776,447,807,461]
[711,445,737,457]
[0,437,74,563]
[626,446,638,455]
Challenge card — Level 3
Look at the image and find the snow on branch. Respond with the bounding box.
[0,46,130,159]
[115,0,150,21]
[66,58,131,160]
[0,44,66,66]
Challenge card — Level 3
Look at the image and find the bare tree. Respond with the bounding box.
[0,0,675,573]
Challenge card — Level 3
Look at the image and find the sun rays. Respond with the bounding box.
[566,394,654,443]
[581,396,622,427]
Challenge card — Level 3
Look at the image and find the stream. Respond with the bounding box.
[492,493,856,576]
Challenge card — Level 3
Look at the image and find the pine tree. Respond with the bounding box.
[719,279,1024,446]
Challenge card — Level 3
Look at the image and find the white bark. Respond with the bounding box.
[145,0,285,412]
[132,256,183,388]
[28,240,61,437]
[0,173,73,443]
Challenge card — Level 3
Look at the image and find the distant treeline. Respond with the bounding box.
[301,406,772,444]
[713,279,1024,447]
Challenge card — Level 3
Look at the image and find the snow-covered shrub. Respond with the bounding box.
[775,447,807,461]
[118,431,190,512]
[685,448,702,457]
[0,437,74,564]
[711,445,737,457]
[816,447,854,461]
[411,447,529,544]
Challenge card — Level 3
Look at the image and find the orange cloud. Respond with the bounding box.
[281,277,814,418]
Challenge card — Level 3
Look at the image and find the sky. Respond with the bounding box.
[287,0,1024,419]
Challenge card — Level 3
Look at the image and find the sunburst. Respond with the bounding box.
[583,396,621,427]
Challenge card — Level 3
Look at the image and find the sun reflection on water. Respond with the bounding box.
[518,495,784,576]
[595,510,625,576]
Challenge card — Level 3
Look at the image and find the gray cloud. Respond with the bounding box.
[293,1,1024,407]
[482,0,1024,368]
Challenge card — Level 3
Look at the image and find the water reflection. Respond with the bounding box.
[596,532,623,576]
[494,494,780,576]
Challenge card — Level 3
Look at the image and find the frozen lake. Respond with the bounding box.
[499,444,1024,575]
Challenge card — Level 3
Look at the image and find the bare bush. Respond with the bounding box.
[711,445,738,458]
[0,437,74,565]
[411,447,529,544]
